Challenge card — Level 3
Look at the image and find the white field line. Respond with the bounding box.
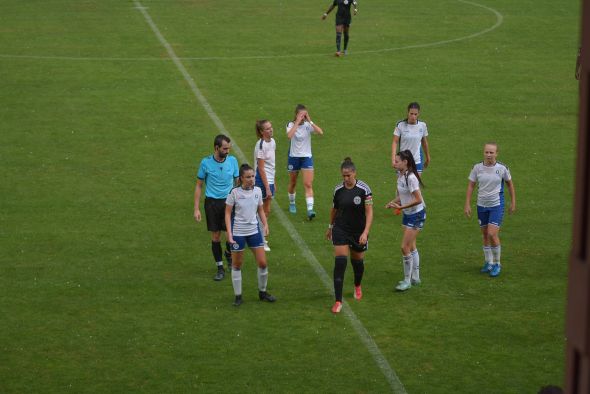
[133,0,406,392]
[1,0,503,63]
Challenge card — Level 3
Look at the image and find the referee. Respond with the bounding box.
[326,157,373,313]
[322,0,358,57]
[194,134,239,281]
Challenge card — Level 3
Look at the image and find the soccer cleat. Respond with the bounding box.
[289,203,297,214]
[213,268,225,281]
[233,295,243,307]
[264,241,271,252]
[411,278,421,286]
[259,291,277,302]
[489,264,502,277]
[480,262,493,273]
[307,210,316,220]
[331,301,343,313]
[335,51,342,57]
[354,285,362,300]
[395,280,411,291]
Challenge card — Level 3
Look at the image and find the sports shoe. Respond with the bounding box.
[289,203,297,214]
[354,285,362,300]
[335,51,342,57]
[395,280,411,291]
[259,291,276,302]
[213,268,225,281]
[307,210,316,220]
[264,241,271,252]
[489,264,502,277]
[411,278,421,286]
[233,295,243,307]
[480,262,493,273]
[331,301,342,313]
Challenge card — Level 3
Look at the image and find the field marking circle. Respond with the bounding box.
[0,0,503,62]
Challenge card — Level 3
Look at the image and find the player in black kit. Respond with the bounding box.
[322,0,358,57]
[326,157,373,313]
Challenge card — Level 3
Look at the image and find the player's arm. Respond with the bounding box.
[464,181,476,218]
[322,3,336,19]
[305,112,323,135]
[257,203,269,236]
[353,0,358,14]
[421,136,431,168]
[359,198,373,245]
[506,179,516,214]
[326,207,337,240]
[287,112,306,139]
[194,179,204,222]
[257,158,272,198]
[401,189,423,209]
[225,203,235,243]
[391,134,400,167]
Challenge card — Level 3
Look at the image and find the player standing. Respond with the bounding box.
[391,102,431,175]
[464,142,516,277]
[322,0,358,57]
[326,157,373,313]
[225,164,277,306]
[254,120,276,251]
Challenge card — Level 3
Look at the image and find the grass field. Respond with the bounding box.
[0,0,580,392]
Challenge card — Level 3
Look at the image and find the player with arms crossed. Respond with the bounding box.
[391,102,431,175]
[322,0,358,57]
[464,142,516,277]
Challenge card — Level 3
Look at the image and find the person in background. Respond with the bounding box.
[322,0,358,57]
[391,102,431,175]
[254,120,276,252]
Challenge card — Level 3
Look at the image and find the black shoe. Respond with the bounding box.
[258,291,276,302]
[213,268,225,281]
[233,295,243,306]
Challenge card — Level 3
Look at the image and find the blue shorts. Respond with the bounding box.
[230,230,264,252]
[287,156,314,172]
[254,178,275,199]
[402,209,426,230]
[477,205,504,228]
[416,161,423,173]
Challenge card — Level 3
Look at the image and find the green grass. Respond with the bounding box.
[0,0,578,392]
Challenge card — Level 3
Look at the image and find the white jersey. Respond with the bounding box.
[393,120,428,164]
[286,121,314,157]
[225,186,263,236]
[468,161,512,208]
[397,171,424,215]
[254,138,276,183]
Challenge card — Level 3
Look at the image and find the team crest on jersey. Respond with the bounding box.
[344,0,349,4]
[232,243,240,250]
[353,196,361,205]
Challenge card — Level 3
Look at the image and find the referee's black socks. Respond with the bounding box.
[351,258,364,286]
[333,256,348,302]
[211,241,223,268]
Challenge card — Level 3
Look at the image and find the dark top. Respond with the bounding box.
[332,179,372,234]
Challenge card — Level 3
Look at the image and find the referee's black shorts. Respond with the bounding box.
[335,16,351,26]
[204,197,227,232]
[331,225,367,252]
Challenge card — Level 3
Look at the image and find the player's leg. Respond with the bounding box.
[486,205,504,277]
[478,206,493,273]
[230,237,246,306]
[332,245,349,313]
[302,168,315,220]
[249,234,276,302]
[343,25,350,53]
[287,158,299,214]
[396,223,419,291]
[350,249,365,300]
[335,24,344,56]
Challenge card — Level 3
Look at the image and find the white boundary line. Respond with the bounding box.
[1,0,503,63]
[132,0,407,392]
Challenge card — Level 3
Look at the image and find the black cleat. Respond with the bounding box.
[233,295,243,307]
[213,268,225,281]
[258,291,276,303]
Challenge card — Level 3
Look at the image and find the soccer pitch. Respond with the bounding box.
[0,0,578,392]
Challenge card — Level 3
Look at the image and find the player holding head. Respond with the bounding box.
[225,164,276,306]
[286,104,324,220]
[194,134,239,281]
[386,150,426,291]
[254,120,276,252]
[326,157,373,313]
[391,102,431,175]
[464,142,516,277]
[322,0,358,57]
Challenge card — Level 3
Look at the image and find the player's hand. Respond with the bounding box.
[464,205,472,218]
[424,156,430,168]
[263,223,269,237]
[265,187,272,199]
[353,8,357,15]
[322,13,327,20]
[509,203,516,214]
[326,227,332,240]
[194,209,201,222]
[359,232,368,245]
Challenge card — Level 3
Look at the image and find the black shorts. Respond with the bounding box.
[332,226,367,252]
[205,197,227,232]
[335,17,351,26]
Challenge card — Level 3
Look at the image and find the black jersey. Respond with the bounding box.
[333,0,357,22]
[332,180,372,234]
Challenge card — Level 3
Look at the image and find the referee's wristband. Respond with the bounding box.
[328,224,333,229]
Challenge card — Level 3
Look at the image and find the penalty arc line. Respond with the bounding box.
[132,0,406,392]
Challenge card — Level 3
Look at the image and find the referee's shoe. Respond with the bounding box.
[259,291,276,302]
[213,267,225,281]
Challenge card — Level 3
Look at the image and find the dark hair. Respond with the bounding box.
[237,163,254,187]
[407,102,421,112]
[397,150,424,187]
[293,104,307,119]
[341,157,356,172]
[537,386,563,394]
[255,120,270,139]
[214,134,231,149]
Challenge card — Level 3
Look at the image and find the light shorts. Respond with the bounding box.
[402,209,426,230]
[254,178,275,199]
[230,230,264,252]
[287,156,314,172]
[477,205,504,228]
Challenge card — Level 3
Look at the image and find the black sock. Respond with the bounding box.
[343,32,349,50]
[212,241,223,268]
[336,32,342,51]
[224,241,233,265]
[333,256,347,302]
[351,258,364,286]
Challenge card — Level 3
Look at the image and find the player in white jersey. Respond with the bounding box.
[391,102,431,174]
[225,164,276,306]
[254,120,276,251]
[464,142,516,277]
[386,150,426,292]
[286,104,324,220]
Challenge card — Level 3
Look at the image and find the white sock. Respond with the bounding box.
[288,193,296,204]
[231,268,242,296]
[257,266,268,292]
[491,245,501,265]
[411,249,420,281]
[403,254,413,283]
[216,261,224,267]
[483,246,493,264]
[306,196,314,211]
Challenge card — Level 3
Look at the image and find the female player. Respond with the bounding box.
[464,142,516,277]
[254,119,276,252]
[225,164,277,306]
[322,0,358,57]
[386,150,426,291]
[326,157,373,313]
[286,104,324,220]
[391,102,431,174]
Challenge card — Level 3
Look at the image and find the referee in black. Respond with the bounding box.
[326,157,373,313]
[322,0,358,57]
